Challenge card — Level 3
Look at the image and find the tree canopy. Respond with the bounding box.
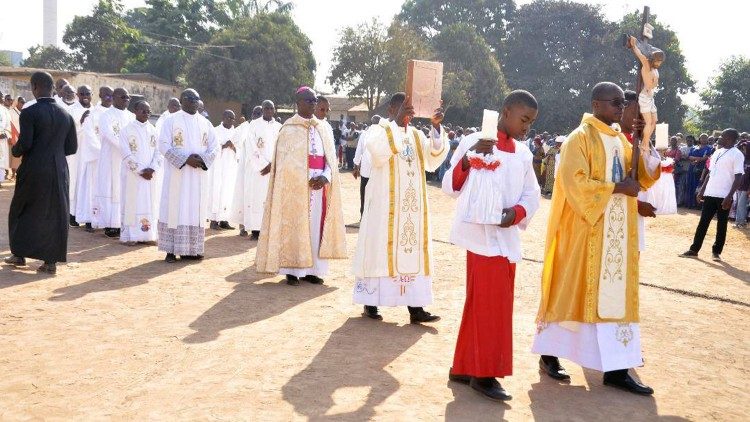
[185,12,315,106]
[21,45,80,70]
[700,56,750,132]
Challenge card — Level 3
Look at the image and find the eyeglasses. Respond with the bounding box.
[302,98,317,105]
[184,95,200,102]
[595,97,629,108]
[103,95,113,100]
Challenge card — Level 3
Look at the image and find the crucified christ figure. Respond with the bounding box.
[628,35,665,148]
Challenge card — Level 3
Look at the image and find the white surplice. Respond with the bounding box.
[230,117,282,230]
[94,107,134,228]
[207,123,237,222]
[0,106,10,171]
[157,110,218,256]
[637,146,663,252]
[279,126,332,278]
[67,102,91,216]
[441,133,541,260]
[75,103,108,224]
[119,119,162,242]
[352,120,448,307]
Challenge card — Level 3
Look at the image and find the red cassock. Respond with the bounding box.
[450,131,526,378]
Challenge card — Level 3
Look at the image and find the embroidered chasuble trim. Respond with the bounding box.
[385,125,396,276]
[597,134,628,319]
[429,136,446,157]
[412,128,430,276]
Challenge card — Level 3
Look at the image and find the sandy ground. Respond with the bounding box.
[0,173,748,421]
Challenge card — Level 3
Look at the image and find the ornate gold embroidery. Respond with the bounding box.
[127,161,138,171]
[413,128,430,276]
[128,136,138,153]
[257,137,264,149]
[602,196,626,285]
[172,128,184,147]
[384,126,396,276]
[401,180,418,212]
[399,214,418,252]
[112,123,121,136]
[615,323,634,347]
[536,321,549,334]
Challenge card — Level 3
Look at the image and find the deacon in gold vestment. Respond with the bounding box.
[255,87,346,285]
[532,82,660,395]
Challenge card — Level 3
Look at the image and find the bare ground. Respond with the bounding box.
[0,174,748,421]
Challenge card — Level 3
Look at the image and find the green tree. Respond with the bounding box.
[504,1,616,132]
[432,23,508,125]
[21,45,80,70]
[0,53,11,67]
[185,12,315,106]
[222,0,293,19]
[612,11,695,133]
[328,20,431,111]
[62,0,143,72]
[397,0,516,55]
[700,56,750,132]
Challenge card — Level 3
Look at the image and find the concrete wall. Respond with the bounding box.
[0,70,181,115]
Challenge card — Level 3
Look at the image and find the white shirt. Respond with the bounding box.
[704,147,745,198]
[353,127,372,178]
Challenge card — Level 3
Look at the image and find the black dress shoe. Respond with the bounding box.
[84,223,95,233]
[37,263,57,274]
[409,309,441,324]
[165,253,177,263]
[104,228,118,238]
[209,221,220,230]
[470,377,512,401]
[286,275,300,286]
[4,255,26,266]
[362,305,383,320]
[603,370,654,395]
[448,368,471,384]
[219,221,235,230]
[181,255,204,261]
[539,356,571,381]
[302,275,324,284]
[250,231,260,240]
[69,214,80,227]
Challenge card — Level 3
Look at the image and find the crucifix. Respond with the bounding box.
[622,6,665,180]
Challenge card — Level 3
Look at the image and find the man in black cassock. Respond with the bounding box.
[4,72,77,274]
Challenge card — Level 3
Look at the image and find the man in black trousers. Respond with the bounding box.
[4,71,77,274]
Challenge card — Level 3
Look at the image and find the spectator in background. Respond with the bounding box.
[734,134,750,228]
[344,122,358,170]
[664,136,683,204]
[532,136,545,186]
[684,133,713,209]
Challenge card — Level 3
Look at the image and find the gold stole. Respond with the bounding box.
[597,133,628,319]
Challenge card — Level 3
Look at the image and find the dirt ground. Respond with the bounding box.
[0,173,748,421]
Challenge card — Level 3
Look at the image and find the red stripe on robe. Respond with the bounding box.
[309,154,327,241]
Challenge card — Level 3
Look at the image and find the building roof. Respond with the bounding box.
[0,66,177,87]
[324,94,369,113]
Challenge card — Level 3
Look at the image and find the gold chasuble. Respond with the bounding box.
[255,115,346,273]
[537,114,659,324]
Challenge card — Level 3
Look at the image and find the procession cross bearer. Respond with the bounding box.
[532,82,660,396]
[157,89,218,263]
[256,87,347,285]
[119,101,162,245]
[352,92,448,323]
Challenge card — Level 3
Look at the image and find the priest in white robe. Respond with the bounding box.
[0,94,10,186]
[67,85,94,226]
[352,92,448,323]
[94,88,134,237]
[208,110,238,230]
[76,87,112,232]
[228,106,262,236]
[157,89,218,262]
[155,97,181,135]
[256,88,346,285]
[119,101,162,245]
[231,101,281,239]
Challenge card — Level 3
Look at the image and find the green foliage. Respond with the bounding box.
[62,0,142,73]
[700,56,750,132]
[611,11,695,133]
[329,20,431,111]
[0,53,11,67]
[432,23,508,125]
[185,12,315,106]
[21,45,80,71]
[398,0,516,55]
[503,1,694,134]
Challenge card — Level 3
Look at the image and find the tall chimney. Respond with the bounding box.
[43,0,58,47]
